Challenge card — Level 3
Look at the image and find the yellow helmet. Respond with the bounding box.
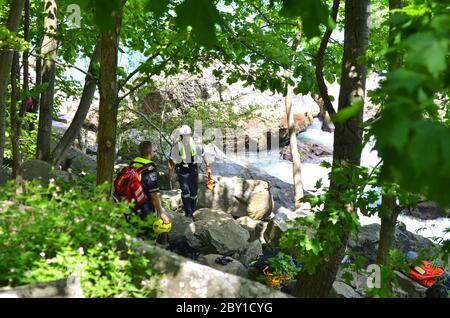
[153,218,172,234]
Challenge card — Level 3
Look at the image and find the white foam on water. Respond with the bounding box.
[232,119,449,242]
[52,120,69,130]
[298,118,334,150]
[358,213,450,242]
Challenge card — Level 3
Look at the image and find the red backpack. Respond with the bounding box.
[113,165,147,207]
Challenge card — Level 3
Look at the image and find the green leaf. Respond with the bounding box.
[405,32,448,78]
[175,0,221,48]
[332,99,363,123]
[409,122,440,172]
[342,271,354,285]
[279,0,330,38]
[388,118,411,151]
[385,69,424,93]
[145,0,170,18]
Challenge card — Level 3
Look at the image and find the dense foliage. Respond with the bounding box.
[0,178,159,297]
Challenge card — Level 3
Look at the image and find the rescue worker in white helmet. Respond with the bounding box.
[167,125,212,219]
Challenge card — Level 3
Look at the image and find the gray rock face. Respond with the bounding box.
[336,268,370,296]
[329,281,363,298]
[236,216,268,244]
[280,140,332,164]
[60,147,96,174]
[209,155,295,210]
[137,242,290,298]
[21,160,52,181]
[238,240,263,267]
[54,170,75,183]
[394,271,427,298]
[197,254,248,278]
[160,189,183,212]
[69,151,96,174]
[197,175,274,220]
[334,266,431,298]
[193,208,234,222]
[185,217,250,255]
[0,166,11,185]
[402,202,448,220]
[348,223,435,266]
[167,210,193,241]
[0,276,84,298]
[264,207,310,247]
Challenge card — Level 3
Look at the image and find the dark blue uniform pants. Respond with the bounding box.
[177,166,199,217]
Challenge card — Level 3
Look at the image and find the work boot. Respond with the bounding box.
[156,233,169,248]
[190,198,197,214]
[181,196,192,217]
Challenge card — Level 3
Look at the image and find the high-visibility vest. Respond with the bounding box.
[132,157,153,168]
[177,137,197,162]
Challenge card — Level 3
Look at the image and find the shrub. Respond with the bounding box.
[0,178,159,297]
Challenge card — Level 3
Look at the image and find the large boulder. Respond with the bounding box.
[206,147,295,210]
[348,223,435,266]
[197,254,248,278]
[21,160,52,182]
[237,240,263,267]
[329,281,362,298]
[280,140,332,164]
[0,166,11,185]
[160,190,183,212]
[53,170,76,183]
[185,217,250,255]
[193,208,234,222]
[136,242,290,298]
[335,266,429,298]
[394,271,427,298]
[0,276,84,298]
[197,175,274,220]
[336,268,370,296]
[236,216,268,244]
[60,147,96,174]
[402,202,448,220]
[166,210,192,241]
[264,207,310,246]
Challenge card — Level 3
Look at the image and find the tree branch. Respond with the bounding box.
[315,0,340,117]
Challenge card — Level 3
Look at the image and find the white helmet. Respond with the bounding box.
[179,125,192,135]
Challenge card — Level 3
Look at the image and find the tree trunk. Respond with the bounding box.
[377,0,403,267]
[96,4,124,187]
[0,0,25,166]
[387,0,403,70]
[51,40,101,166]
[285,32,304,209]
[377,196,400,265]
[20,0,30,118]
[285,70,304,209]
[11,52,21,178]
[32,41,42,114]
[294,0,370,298]
[36,0,57,162]
[311,93,332,133]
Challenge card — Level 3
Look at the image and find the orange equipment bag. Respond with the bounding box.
[406,260,445,288]
[262,266,293,287]
[205,172,215,190]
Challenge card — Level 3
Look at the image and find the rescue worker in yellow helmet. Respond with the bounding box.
[132,141,171,244]
[168,125,212,219]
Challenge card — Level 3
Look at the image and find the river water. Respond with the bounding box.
[230,118,450,242]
